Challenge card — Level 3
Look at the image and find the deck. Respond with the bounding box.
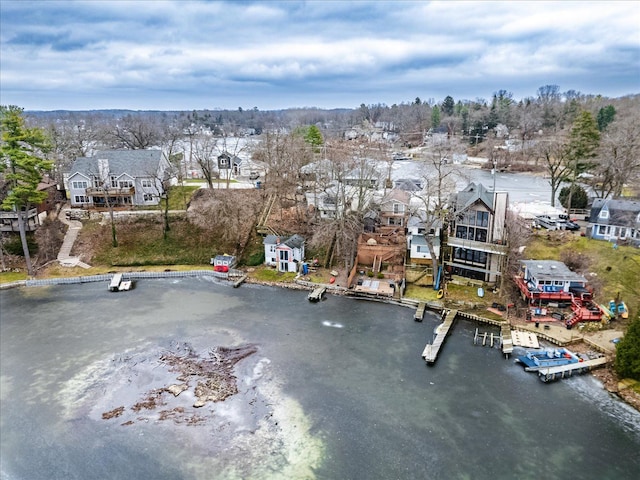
[422,309,457,364]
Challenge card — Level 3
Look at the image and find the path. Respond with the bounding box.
[57,208,91,269]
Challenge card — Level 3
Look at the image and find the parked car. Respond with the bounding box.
[249,171,260,180]
[535,215,561,230]
[560,220,580,231]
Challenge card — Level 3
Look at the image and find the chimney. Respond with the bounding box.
[98,158,110,182]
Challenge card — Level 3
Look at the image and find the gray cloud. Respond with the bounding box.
[1,0,638,110]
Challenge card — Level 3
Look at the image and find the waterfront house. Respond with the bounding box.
[587,198,640,246]
[263,234,305,272]
[445,182,509,283]
[406,214,441,266]
[66,150,169,208]
[515,260,590,303]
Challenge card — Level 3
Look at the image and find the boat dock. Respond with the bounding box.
[538,356,609,382]
[308,286,327,302]
[414,302,426,322]
[233,275,247,288]
[473,328,499,348]
[422,309,457,364]
[501,324,513,357]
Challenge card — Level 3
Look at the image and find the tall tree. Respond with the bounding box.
[537,136,571,207]
[0,106,53,276]
[566,110,600,209]
[441,96,455,116]
[596,105,616,131]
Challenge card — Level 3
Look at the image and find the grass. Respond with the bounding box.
[0,271,28,283]
[89,217,227,266]
[133,185,199,211]
[251,267,297,283]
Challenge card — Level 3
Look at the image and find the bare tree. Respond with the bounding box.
[192,134,220,189]
[104,113,163,150]
[536,135,571,207]
[588,118,640,198]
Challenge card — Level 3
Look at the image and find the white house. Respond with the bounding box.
[263,234,305,272]
[588,198,640,246]
[66,150,169,208]
[406,214,441,265]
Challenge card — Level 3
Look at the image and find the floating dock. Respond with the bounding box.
[233,275,247,288]
[414,302,426,322]
[537,356,609,382]
[308,286,327,302]
[422,309,457,364]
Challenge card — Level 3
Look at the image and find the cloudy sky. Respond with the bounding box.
[1,1,638,111]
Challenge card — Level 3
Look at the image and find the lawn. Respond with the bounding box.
[133,185,199,211]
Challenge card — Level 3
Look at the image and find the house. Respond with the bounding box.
[217,152,242,171]
[66,150,169,208]
[406,214,441,266]
[305,184,374,220]
[378,189,410,233]
[587,198,640,246]
[515,260,590,304]
[0,176,59,232]
[263,234,305,272]
[445,182,509,283]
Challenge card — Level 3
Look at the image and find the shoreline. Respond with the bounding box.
[2,269,638,413]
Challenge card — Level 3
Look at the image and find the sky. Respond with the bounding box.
[1,1,638,111]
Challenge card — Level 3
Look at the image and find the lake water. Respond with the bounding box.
[1,278,639,480]
[391,160,559,205]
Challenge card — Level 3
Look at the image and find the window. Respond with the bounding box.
[72,181,88,189]
[142,179,153,188]
[110,176,118,188]
[119,180,133,188]
[598,225,607,235]
[476,211,489,228]
[74,195,88,203]
[393,203,404,214]
[599,209,609,219]
[279,250,289,261]
[143,193,154,202]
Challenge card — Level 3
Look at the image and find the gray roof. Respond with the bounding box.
[411,234,440,247]
[521,260,587,283]
[452,182,494,212]
[589,198,640,226]
[70,150,163,177]
[263,234,305,249]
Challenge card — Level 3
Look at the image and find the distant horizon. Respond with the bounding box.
[2,1,638,111]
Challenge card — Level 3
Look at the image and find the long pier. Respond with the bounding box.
[422,309,457,364]
[537,357,609,382]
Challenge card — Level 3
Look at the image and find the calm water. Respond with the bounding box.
[1,278,639,480]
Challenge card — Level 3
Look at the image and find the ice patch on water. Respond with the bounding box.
[564,375,640,440]
[322,321,343,328]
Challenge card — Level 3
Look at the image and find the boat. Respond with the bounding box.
[515,348,582,371]
[617,302,629,319]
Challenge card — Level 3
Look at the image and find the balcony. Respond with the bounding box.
[86,186,135,197]
[447,236,508,255]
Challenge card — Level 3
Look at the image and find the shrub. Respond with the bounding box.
[559,185,588,209]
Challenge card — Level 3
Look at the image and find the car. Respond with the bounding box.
[249,172,260,180]
[560,220,580,231]
[535,215,561,230]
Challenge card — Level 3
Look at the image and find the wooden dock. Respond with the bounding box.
[501,324,513,357]
[414,302,426,322]
[538,356,609,382]
[422,309,457,364]
[233,275,247,288]
[308,286,326,302]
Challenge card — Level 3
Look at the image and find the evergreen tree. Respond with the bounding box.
[566,111,600,210]
[430,105,441,129]
[558,185,588,209]
[596,105,616,131]
[615,315,640,381]
[0,105,52,276]
[442,96,455,116]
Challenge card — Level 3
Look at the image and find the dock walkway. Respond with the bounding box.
[308,286,327,302]
[538,356,609,382]
[422,309,457,364]
[414,302,426,322]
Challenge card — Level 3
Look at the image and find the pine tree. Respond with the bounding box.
[0,106,52,276]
